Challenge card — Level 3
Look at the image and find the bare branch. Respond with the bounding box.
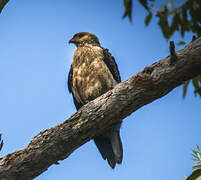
[192,35,197,42]
[169,41,177,64]
[0,37,201,180]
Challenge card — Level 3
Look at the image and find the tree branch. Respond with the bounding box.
[0,37,201,180]
[0,0,9,14]
[187,169,201,180]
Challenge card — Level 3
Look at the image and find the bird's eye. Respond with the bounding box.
[78,34,85,38]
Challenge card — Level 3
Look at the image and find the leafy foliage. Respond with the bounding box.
[185,145,201,180]
[177,41,186,46]
[183,75,201,98]
[145,12,152,26]
[192,145,201,170]
[122,0,133,22]
[123,0,201,39]
[138,0,150,11]
[122,0,201,98]
[183,80,190,98]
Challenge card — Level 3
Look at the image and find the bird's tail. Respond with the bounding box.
[94,124,123,168]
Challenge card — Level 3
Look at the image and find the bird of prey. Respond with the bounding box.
[68,32,123,168]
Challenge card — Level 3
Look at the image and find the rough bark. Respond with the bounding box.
[0,0,9,14]
[0,37,201,180]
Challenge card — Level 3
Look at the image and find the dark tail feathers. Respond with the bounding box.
[94,127,123,168]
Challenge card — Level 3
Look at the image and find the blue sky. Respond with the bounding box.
[0,0,200,179]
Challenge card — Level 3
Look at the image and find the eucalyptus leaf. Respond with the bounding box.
[197,145,200,152]
[177,41,185,46]
[145,12,152,26]
[183,80,190,98]
[138,0,149,11]
[193,149,199,155]
[122,0,133,22]
[168,0,173,9]
[192,165,201,170]
[192,78,200,96]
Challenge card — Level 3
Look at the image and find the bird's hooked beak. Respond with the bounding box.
[68,37,77,44]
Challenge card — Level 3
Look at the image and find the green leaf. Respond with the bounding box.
[171,13,180,29]
[193,149,199,155]
[193,75,201,97]
[192,78,200,96]
[194,162,200,167]
[192,165,201,170]
[193,158,199,162]
[192,154,199,160]
[183,80,190,98]
[160,4,168,14]
[177,41,185,46]
[122,0,133,22]
[158,15,171,39]
[181,23,186,37]
[197,153,201,161]
[168,0,174,9]
[186,146,201,179]
[183,76,201,98]
[169,13,180,37]
[197,145,201,152]
[198,76,201,84]
[145,12,152,26]
[181,8,188,24]
[156,4,172,39]
[150,3,154,8]
[138,0,149,11]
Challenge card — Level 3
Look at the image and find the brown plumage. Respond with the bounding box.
[68,32,123,168]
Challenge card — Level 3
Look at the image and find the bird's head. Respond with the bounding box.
[69,32,100,47]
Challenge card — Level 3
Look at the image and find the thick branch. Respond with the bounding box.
[0,37,201,180]
[187,169,201,180]
[0,0,9,14]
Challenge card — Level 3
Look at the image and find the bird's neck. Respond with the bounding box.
[78,42,100,48]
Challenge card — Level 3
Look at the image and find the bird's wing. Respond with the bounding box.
[68,65,83,110]
[102,48,121,83]
[68,65,73,93]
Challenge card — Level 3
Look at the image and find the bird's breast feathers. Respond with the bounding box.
[72,46,117,103]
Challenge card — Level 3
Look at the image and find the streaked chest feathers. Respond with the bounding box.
[72,46,117,104]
